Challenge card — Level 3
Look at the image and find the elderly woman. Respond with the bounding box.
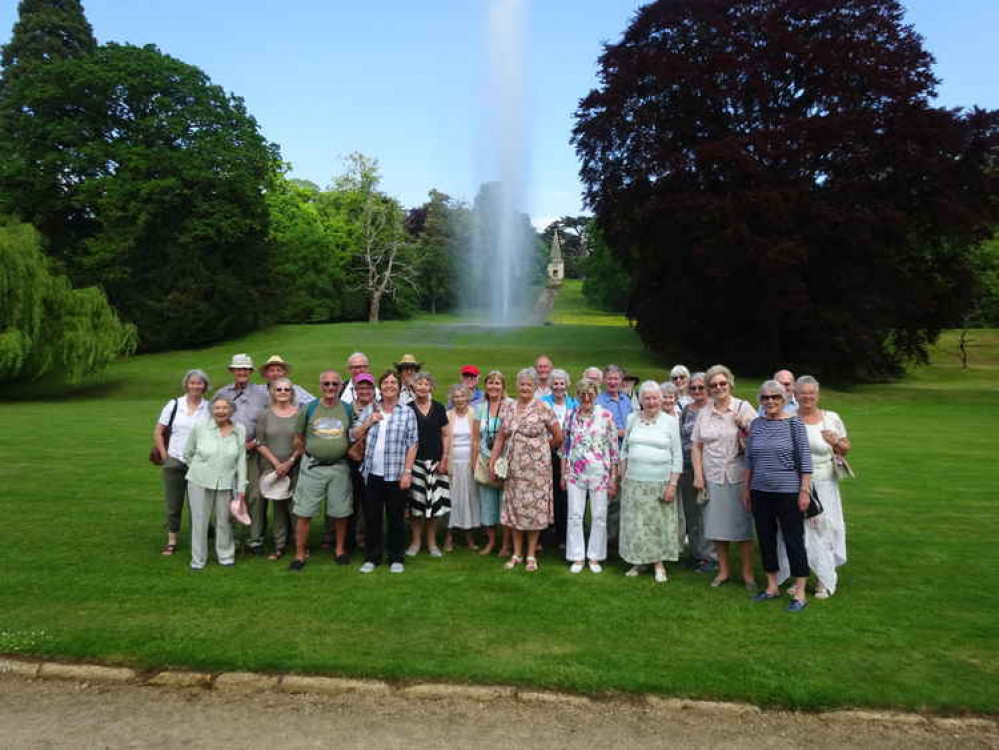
[153,369,211,556]
[444,384,480,552]
[619,381,683,583]
[183,395,248,570]
[542,368,577,549]
[778,376,852,599]
[561,379,618,573]
[692,364,758,589]
[354,370,419,573]
[490,368,563,572]
[474,370,512,556]
[679,372,715,572]
[670,365,692,407]
[343,372,377,551]
[254,377,303,560]
[406,372,451,557]
[659,381,682,420]
[744,380,813,612]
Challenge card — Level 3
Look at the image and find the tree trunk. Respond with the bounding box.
[368,293,382,323]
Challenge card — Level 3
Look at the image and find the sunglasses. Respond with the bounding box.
[273,387,292,393]
[689,385,705,392]
[710,381,729,388]
[320,381,341,388]
[760,394,783,402]
[671,375,687,381]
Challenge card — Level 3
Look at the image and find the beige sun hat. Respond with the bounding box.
[394,353,422,369]
[259,470,292,500]
[260,354,291,374]
[227,353,255,370]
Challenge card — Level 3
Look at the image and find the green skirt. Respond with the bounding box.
[619,478,681,565]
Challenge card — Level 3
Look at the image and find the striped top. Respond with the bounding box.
[745,417,812,493]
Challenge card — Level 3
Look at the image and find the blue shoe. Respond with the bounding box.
[752,591,781,602]
[786,599,808,613]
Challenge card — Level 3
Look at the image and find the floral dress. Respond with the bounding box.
[562,406,619,491]
[499,399,557,530]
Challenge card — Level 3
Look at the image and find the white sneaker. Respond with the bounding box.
[428,547,443,558]
[359,562,376,574]
[588,561,603,574]
[405,546,419,557]
[389,562,405,574]
[625,566,644,577]
[569,561,584,574]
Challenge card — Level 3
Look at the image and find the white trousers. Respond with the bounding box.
[565,483,608,562]
[188,482,235,568]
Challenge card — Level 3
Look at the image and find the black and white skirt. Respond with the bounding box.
[409,459,451,518]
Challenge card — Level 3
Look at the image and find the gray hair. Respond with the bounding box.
[705,364,735,389]
[346,351,369,365]
[550,368,570,385]
[794,375,820,393]
[669,364,690,378]
[574,378,598,397]
[604,364,624,377]
[210,394,237,415]
[268,376,297,406]
[690,371,706,385]
[638,380,661,399]
[583,366,602,382]
[659,381,679,396]
[413,371,436,389]
[516,367,538,385]
[447,383,471,401]
[758,379,787,402]
[181,368,211,392]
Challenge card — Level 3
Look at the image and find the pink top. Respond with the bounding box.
[691,397,756,484]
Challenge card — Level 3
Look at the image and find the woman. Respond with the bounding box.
[541,368,578,550]
[474,370,512,556]
[490,368,563,572]
[183,395,248,570]
[444,384,480,551]
[670,365,693,407]
[561,379,618,573]
[407,372,451,557]
[778,375,851,598]
[692,364,758,589]
[344,372,377,551]
[659,381,682,419]
[255,377,302,560]
[679,372,715,572]
[744,380,813,612]
[153,369,210,555]
[619,381,683,583]
[355,370,418,573]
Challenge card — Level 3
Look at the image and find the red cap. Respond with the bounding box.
[460,365,480,376]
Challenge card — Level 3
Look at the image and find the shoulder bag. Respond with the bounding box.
[149,399,179,465]
[822,410,855,480]
[788,417,823,518]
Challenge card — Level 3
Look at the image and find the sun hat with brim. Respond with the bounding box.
[229,498,252,526]
[394,353,421,369]
[353,372,376,386]
[228,353,255,370]
[460,365,480,376]
[259,470,292,500]
[260,354,291,374]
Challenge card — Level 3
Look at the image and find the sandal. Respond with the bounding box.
[160,544,178,556]
[504,555,522,570]
[525,556,538,572]
[710,577,730,587]
[268,548,286,561]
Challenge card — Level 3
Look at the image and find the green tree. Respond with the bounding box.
[580,223,629,312]
[407,190,471,314]
[0,220,135,383]
[0,42,281,350]
[573,0,999,379]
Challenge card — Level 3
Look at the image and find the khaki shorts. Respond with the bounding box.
[292,459,352,519]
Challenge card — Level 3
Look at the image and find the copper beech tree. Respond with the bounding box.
[573,0,998,379]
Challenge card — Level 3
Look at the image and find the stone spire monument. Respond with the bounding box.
[547,229,565,286]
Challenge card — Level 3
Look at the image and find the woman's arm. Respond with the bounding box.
[400,443,418,491]
[154,423,169,462]
[439,409,451,474]
[183,423,199,466]
[234,425,248,497]
[549,420,563,451]
[692,442,705,490]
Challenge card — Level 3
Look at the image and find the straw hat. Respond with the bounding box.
[227,353,255,370]
[259,470,292,500]
[260,355,291,374]
[394,353,421,369]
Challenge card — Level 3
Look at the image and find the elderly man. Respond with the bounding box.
[289,370,354,570]
[759,369,799,416]
[340,352,379,405]
[534,354,554,398]
[583,366,603,386]
[259,355,315,405]
[460,365,484,405]
[215,354,270,555]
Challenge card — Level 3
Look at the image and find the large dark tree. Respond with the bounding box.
[573,0,999,379]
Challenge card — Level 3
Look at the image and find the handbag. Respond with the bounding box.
[821,411,855,480]
[789,418,824,518]
[149,398,179,465]
[474,453,502,487]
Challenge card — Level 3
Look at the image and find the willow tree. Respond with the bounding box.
[0,221,135,383]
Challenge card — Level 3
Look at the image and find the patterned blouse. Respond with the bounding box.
[561,406,619,491]
[691,397,757,484]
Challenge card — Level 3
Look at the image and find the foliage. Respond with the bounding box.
[573,0,999,380]
[0,0,95,78]
[541,216,590,279]
[406,190,473,314]
[580,223,630,313]
[0,40,281,351]
[965,231,999,327]
[0,220,135,382]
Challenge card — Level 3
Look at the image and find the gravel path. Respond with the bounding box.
[1,675,996,749]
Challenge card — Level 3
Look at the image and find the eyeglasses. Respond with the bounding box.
[274,387,292,393]
[671,375,687,381]
[689,385,705,392]
[709,381,729,389]
[320,381,341,388]
[760,394,783,402]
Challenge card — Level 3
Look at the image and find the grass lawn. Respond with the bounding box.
[1,282,996,713]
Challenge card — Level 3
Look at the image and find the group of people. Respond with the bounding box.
[153,352,852,612]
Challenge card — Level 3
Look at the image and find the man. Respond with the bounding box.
[595,364,633,551]
[395,353,421,405]
[340,351,379,405]
[289,370,354,570]
[583,366,603,386]
[214,354,270,555]
[759,369,799,416]
[259,355,316,405]
[534,354,554,398]
[458,365,484,405]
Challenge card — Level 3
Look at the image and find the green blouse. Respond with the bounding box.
[183,421,248,492]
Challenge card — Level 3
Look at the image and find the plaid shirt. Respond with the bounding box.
[358,402,418,481]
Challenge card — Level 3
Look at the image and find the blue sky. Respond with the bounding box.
[2,1,996,229]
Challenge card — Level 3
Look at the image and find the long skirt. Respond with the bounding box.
[703,480,754,542]
[619,478,680,565]
[477,482,502,526]
[777,477,846,593]
[448,458,480,530]
[409,459,451,518]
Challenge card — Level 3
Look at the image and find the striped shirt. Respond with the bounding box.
[746,417,812,493]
